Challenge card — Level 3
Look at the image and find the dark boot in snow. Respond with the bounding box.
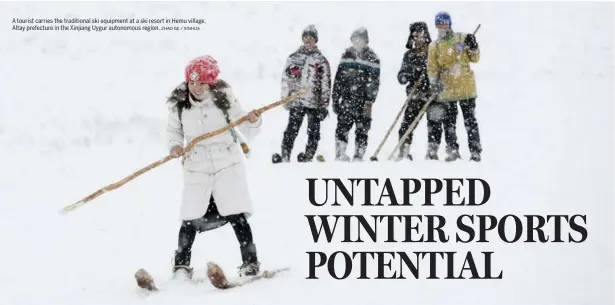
[470,152,481,162]
[299,143,318,163]
[297,152,314,162]
[238,243,260,277]
[272,149,291,163]
[173,249,194,279]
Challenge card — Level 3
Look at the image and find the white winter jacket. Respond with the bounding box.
[166,85,262,173]
[166,82,262,220]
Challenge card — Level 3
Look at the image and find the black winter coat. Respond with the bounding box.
[398,21,432,99]
[397,49,430,98]
[332,46,381,113]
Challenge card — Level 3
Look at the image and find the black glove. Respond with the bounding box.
[316,107,329,121]
[464,34,478,50]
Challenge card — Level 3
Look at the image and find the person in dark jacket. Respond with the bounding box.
[273,24,332,163]
[332,27,381,161]
[396,21,440,160]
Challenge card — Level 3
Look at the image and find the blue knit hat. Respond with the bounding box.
[435,11,452,27]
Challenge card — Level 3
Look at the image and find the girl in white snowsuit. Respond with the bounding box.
[166,55,263,278]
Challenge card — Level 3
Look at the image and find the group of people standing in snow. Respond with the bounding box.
[274,11,483,163]
[159,11,483,281]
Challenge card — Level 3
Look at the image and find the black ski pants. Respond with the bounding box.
[281,106,322,159]
[427,98,482,154]
[335,110,372,149]
[175,195,256,266]
[398,98,430,146]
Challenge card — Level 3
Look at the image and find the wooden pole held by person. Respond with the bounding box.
[60,89,307,214]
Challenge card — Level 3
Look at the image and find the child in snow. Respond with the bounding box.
[166,55,263,278]
[331,27,381,162]
[273,24,332,163]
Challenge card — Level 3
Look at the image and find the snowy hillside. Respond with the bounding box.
[0,1,613,305]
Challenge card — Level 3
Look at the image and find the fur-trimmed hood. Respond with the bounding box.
[167,79,232,111]
[405,21,432,49]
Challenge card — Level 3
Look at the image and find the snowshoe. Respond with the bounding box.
[135,269,157,291]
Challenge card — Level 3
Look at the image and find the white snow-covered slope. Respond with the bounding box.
[0,2,613,305]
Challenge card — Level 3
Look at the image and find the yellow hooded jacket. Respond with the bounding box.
[427,31,480,102]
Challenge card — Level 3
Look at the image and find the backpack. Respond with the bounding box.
[171,80,250,156]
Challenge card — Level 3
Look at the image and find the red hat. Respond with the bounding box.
[185,55,220,85]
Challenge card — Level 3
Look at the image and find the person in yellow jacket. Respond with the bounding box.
[427,11,482,162]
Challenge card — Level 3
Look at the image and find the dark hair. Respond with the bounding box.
[405,22,432,49]
[167,80,231,111]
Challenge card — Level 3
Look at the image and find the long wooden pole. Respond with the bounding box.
[387,24,481,161]
[60,89,306,214]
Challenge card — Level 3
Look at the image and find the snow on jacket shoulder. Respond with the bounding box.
[332,46,381,105]
[165,80,262,173]
[281,46,331,109]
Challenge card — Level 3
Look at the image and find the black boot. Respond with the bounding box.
[238,243,260,276]
[470,152,481,162]
[173,249,194,279]
[173,221,196,279]
[297,152,313,162]
[272,147,292,163]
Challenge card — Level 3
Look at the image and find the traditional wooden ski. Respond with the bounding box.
[134,262,290,292]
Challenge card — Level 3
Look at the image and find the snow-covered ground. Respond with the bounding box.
[0,1,613,305]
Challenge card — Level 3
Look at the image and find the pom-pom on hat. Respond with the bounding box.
[302,24,318,43]
[185,55,220,85]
